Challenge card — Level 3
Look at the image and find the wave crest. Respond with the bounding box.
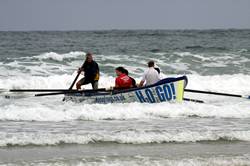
[1,130,250,147]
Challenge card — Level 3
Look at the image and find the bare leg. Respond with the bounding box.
[76,81,81,90]
[76,77,86,90]
[92,81,99,90]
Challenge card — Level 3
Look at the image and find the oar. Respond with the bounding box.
[183,98,204,103]
[185,89,250,99]
[68,63,85,90]
[35,88,107,97]
[4,94,34,99]
[35,92,72,97]
[10,89,73,92]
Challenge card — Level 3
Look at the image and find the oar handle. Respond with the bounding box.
[69,63,85,90]
[69,72,81,90]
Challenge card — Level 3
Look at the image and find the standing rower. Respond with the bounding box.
[76,52,100,90]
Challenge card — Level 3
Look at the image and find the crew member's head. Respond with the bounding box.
[148,60,155,67]
[122,68,129,75]
[85,52,93,63]
[115,67,125,76]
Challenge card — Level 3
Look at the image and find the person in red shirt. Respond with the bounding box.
[115,67,133,89]
[122,68,137,88]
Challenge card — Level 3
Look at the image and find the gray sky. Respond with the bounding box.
[0,0,250,31]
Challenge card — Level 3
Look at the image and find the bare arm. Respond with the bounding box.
[139,80,145,87]
[139,71,147,87]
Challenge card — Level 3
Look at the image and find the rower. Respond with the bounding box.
[115,67,133,89]
[154,67,160,74]
[139,60,160,87]
[76,52,100,90]
[122,68,137,88]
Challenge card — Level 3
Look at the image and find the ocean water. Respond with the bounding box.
[0,30,250,165]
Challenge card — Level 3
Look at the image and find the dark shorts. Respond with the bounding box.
[79,78,98,89]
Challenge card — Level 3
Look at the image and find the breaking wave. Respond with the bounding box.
[31,51,86,62]
[0,100,250,121]
[0,73,250,121]
[1,130,250,147]
[9,51,86,62]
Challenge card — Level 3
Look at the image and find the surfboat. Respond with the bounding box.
[63,76,187,104]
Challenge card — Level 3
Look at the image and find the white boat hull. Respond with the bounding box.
[64,76,187,104]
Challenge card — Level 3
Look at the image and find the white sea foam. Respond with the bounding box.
[173,52,238,61]
[0,130,250,146]
[2,51,249,79]
[167,62,190,71]
[1,70,250,94]
[174,52,211,61]
[0,74,73,89]
[172,52,250,69]
[1,74,250,121]
[238,48,248,53]
[1,52,148,77]
[30,51,86,62]
[0,99,250,122]
[186,74,250,94]
[152,52,167,56]
[202,62,227,67]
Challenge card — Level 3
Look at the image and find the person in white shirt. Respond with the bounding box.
[139,60,161,87]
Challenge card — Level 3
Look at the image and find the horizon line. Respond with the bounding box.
[0,28,250,32]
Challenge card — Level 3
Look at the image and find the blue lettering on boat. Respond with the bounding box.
[163,84,172,101]
[135,91,146,103]
[95,95,126,104]
[135,83,175,103]
[155,86,166,102]
[170,83,176,99]
[145,89,156,103]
